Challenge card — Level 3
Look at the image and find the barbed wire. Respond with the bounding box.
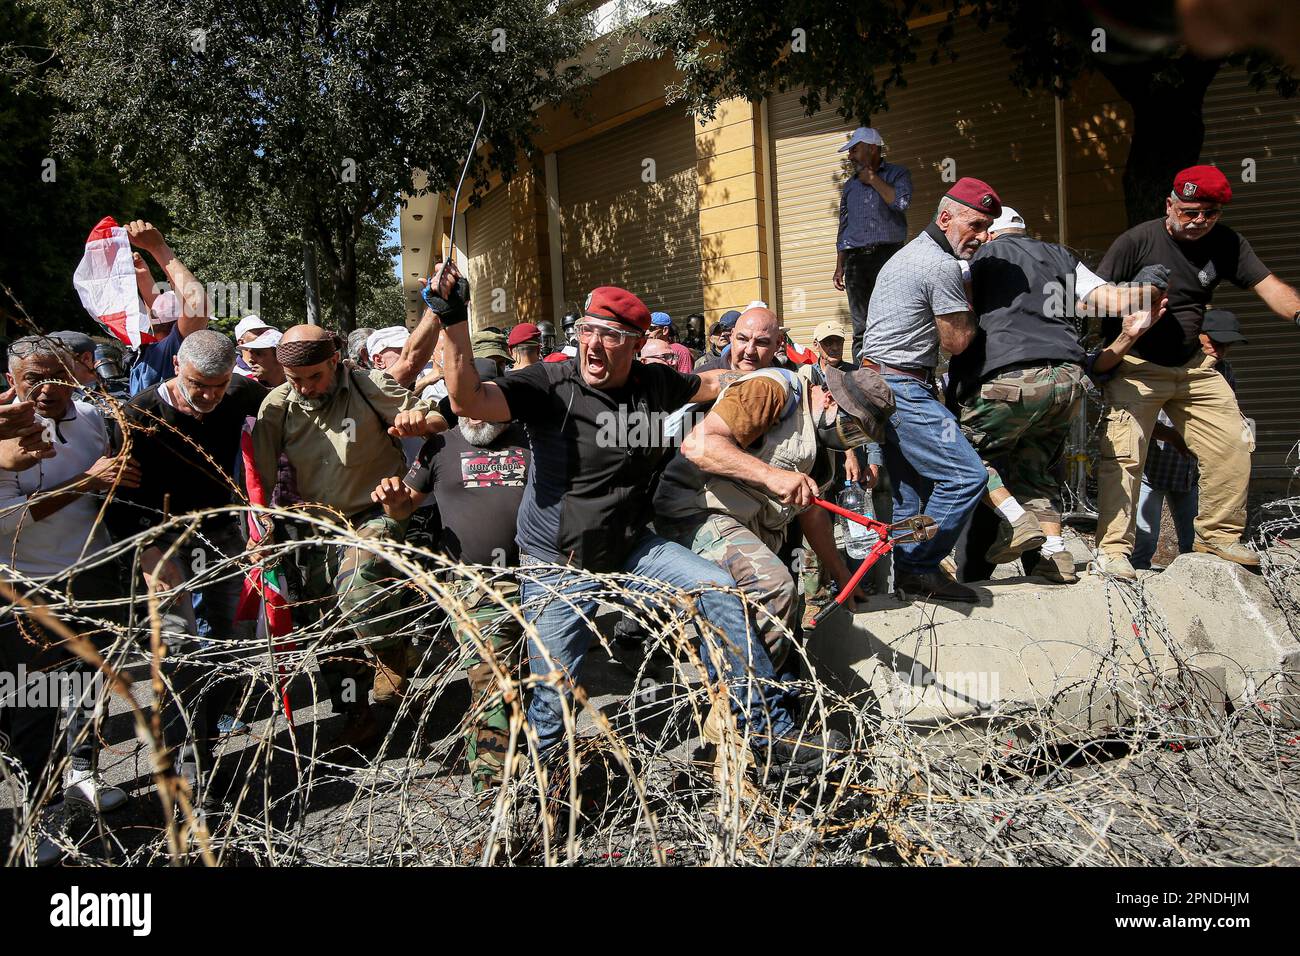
[1,494,1297,867]
[2,293,1299,866]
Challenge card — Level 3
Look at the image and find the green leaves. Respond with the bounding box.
[21,0,592,330]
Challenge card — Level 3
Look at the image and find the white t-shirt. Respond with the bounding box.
[0,398,112,579]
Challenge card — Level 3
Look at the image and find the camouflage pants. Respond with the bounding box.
[958,362,1084,524]
[297,512,410,713]
[454,582,524,792]
[658,513,796,670]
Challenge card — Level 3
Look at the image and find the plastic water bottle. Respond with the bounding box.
[838,480,877,559]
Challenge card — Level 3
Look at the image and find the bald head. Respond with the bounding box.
[280,324,333,345]
[729,307,781,372]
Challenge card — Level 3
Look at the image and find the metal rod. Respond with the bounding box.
[442,92,486,274]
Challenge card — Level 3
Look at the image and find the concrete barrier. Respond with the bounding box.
[806,552,1300,745]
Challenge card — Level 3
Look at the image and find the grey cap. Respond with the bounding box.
[50,330,95,355]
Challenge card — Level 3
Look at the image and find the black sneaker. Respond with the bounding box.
[895,570,979,604]
[753,728,850,777]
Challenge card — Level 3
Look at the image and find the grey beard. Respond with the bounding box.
[287,374,339,411]
[459,419,509,446]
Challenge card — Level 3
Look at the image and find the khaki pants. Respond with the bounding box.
[1096,351,1250,556]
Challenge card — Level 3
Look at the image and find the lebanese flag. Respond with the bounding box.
[785,337,818,366]
[235,421,295,719]
[72,216,157,347]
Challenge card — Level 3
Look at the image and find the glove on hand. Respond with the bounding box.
[421,275,471,327]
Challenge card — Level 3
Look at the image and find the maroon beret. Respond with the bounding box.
[584,286,651,333]
[1173,165,1232,205]
[507,322,540,347]
[944,177,1002,218]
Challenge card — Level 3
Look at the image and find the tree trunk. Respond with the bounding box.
[1094,55,1223,227]
[303,228,321,325]
[333,240,358,334]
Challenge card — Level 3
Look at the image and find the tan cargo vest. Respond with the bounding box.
[692,367,825,553]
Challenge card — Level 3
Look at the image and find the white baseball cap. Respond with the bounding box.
[838,127,884,152]
[989,205,1026,233]
[366,326,409,358]
[240,328,281,350]
[235,314,272,341]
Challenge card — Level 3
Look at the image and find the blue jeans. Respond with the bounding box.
[1132,477,1198,570]
[879,375,988,575]
[520,533,793,754]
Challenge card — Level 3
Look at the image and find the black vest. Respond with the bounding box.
[951,235,1086,401]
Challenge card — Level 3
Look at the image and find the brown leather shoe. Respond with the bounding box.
[986,512,1046,565]
[371,645,410,703]
[1193,540,1261,568]
[1036,549,1078,584]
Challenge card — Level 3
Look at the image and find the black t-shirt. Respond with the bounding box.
[404,423,531,566]
[1097,218,1269,366]
[951,235,1086,398]
[494,359,701,571]
[108,375,267,537]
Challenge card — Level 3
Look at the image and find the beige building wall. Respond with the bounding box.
[695,99,769,324]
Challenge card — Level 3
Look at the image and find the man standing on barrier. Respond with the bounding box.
[833,127,911,356]
[860,177,1002,603]
[950,205,1170,583]
[1091,164,1300,577]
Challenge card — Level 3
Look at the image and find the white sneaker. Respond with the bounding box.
[64,767,129,814]
[1091,552,1137,580]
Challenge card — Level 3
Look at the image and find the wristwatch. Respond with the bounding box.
[1292,309,1300,328]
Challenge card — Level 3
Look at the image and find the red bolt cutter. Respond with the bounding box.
[807,498,938,627]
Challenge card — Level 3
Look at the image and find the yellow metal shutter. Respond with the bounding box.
[1199,66,1300,478]
[465,185,514,331]
[768,19,1059,346]
[556,107,703,321]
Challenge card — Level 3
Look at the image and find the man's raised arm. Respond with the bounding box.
[127,220,208,336]
[387,301,442,388]
[427,261,513,423]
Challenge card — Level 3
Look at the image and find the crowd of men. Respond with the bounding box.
[2,129,1297,862]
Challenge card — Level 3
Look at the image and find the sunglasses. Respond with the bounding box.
[575,321,640,347]
[640,352,675,364]
[1172,204,1222,222]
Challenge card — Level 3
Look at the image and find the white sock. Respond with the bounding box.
[994,497,1026,523]
[1041,535,1066,556]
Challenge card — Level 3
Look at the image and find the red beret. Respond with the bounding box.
[1173,165,1232,205]
[543,352,570,363]
[944,177,1002,218]
[507,322,540,347]
[584,286,651,333]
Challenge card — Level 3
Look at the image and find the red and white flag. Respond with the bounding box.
[72,216,157,347]
[235,420,295,721]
